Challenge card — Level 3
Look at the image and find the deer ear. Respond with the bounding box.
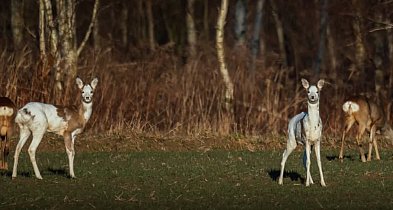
[301,78,309,89]
[91,77,98,90]
[76,77,84,89]
[317,79,325,90]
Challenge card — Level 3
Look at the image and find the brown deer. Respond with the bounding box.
[0,97,17,170]
[339,95,393,162]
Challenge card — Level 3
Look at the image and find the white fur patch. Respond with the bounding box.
[0,106,14,116]
[342,101,359,113]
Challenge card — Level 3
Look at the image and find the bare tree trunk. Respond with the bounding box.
[146,0,156,51]
[120,0,128,49]
[93,6,101,51]
[186,0,197,58]
[203,0,209,41]
[216,0,234,112]
[313,0,328,76]
[250,0,265,74]
[11,0,24,50]
[234,0,247,47]
[352,0,366,75]
[43,0,62,98]
[43,0,99,101]
[39,0,46,58]
[270,0,287,67]
[327,25,337,80]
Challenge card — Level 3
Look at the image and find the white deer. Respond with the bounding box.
[12,77,98,179]
[278,78,326,187]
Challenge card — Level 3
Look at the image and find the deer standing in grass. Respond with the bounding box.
[12,77,98,179]
[278,78,326,187]
[0,97,17,170]
[339,95,393,162]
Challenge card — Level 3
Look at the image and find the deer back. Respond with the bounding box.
[343,96,386,130]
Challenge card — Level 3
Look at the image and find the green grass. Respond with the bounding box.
[1,149,393,209]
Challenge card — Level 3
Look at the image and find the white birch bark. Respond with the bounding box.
[216,0,234,111]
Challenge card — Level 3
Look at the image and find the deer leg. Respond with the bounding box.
[339,118,355,161]
[303,147,314,184]
[0,138,5,169]
[305,141,312,187]
[3,135,10,170]
[367,125,377,161]
[356,125,367,162]
[373,132,381,160]
[28,130,45,180]
[64,133,76,178]
[12,127,31,179]
[278,135,297,185]
[315,140,326,187]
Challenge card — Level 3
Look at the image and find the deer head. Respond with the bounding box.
[76,77,98,103]
[301,79,325,104]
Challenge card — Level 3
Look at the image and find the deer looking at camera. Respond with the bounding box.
[278,78,326,187]
[12,77,98,179]
[339,95,393,162]
[0,97,17,170]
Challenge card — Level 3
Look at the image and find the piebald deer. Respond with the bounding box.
[0,97,17,170]
[339,95,393,162]
[12,77,98,179]
[278,78,326,187]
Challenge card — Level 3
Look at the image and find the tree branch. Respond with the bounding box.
[77,0,99,57]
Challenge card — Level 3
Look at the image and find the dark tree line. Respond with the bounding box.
[3,0,393,99]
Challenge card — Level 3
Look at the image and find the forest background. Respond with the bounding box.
[2,0,393,148]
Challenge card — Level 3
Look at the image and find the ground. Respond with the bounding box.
[1,132,393,209]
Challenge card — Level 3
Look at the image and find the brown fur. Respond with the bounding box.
[0,97,16,170]
[339,95,386,162]
[55,105,86,132]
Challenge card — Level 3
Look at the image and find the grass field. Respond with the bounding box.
[1,149,393,209]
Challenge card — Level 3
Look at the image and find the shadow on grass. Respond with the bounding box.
[325,155,354,161]
[267,169,305,183]
[0,170,32,177]
[47,167,68,177]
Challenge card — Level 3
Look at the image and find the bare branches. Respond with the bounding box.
[77,0,100,57]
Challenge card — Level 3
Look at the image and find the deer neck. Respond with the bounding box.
[80,101,93,123]
[307,102,320,123]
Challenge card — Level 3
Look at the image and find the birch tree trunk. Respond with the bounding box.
[11,0,24,50]
[39,0,46,59]
[146,0,156,51]
[186,0,197,58]
[270,0,287,67]
[42,0,99,100]
[216,0,234,112]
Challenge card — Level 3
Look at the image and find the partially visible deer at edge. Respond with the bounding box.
[0,97,16,170]
[339,95,393,162]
